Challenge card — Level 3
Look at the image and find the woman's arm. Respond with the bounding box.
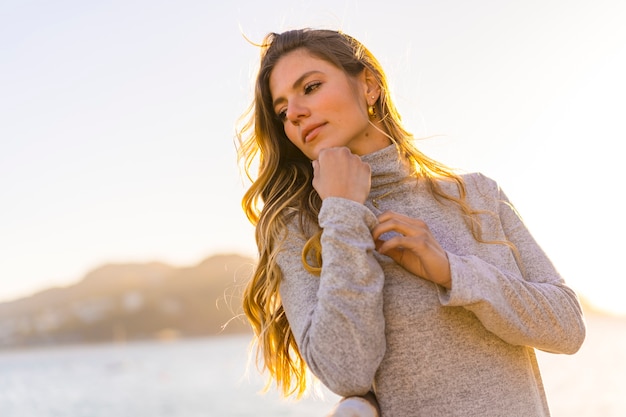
[278,198,386,396]
[279,147,386,395]
[439,176,586,354]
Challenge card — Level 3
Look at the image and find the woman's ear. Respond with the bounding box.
[362,68,381,105]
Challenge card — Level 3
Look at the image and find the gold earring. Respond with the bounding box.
[368,95,378,118]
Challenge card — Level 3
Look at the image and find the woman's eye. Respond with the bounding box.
[304,81,321,94]
[274,82,321,122]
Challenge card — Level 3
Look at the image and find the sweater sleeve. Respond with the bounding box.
[438,176,586,354]
[278,197,386,396]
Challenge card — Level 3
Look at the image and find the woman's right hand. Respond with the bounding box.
[311,147,371,204]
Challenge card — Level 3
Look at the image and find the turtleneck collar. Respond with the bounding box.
[361,144,412,192]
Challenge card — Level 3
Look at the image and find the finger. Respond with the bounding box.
[376,234,423,254]
[377,210,425,226]
[318,146,349,163]
[379,233,446,263]
[372,217,428,241]
[376,236,434,276]
[376,242,404,263]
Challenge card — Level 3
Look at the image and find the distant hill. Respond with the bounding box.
[0,254,256,349]
[0,254,606,350]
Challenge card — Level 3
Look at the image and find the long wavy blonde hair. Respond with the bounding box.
[236,28,514,398]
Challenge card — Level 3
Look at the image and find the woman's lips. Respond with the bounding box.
[303,123,325,143]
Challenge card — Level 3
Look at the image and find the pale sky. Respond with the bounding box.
[1,0,625,314]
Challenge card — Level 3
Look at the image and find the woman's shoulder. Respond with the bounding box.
[437,171,503,208]
[460,172,499,192]
[433,171,500,197]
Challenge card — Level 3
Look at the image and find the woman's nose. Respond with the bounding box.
[285,100,310,125]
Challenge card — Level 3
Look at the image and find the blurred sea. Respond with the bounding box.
[0,314,623,417]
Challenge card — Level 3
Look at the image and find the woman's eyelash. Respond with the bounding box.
[304,81,321,93]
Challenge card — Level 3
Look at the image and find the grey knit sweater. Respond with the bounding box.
[277,144,585,417]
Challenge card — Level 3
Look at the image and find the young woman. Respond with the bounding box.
[237,28,585,416]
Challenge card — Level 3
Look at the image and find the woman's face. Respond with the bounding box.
[269,48,389,160]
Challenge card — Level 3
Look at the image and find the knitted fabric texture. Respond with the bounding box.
[278,144,585,417]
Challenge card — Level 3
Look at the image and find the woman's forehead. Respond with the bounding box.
[269,50,336,95]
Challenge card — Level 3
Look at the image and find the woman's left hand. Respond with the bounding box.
[325,394,380,417]
[372,211,452,289]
